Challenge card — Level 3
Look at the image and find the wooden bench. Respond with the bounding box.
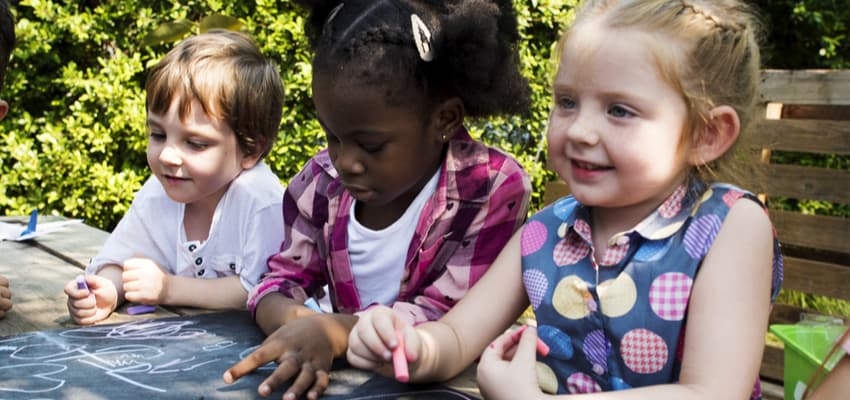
[747,69,850,398]
[543,69,850,399]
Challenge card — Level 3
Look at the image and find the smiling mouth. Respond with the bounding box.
[572,160,611,171]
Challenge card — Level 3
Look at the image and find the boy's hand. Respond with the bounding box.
[477,326,543,400]
[122,257,169,304]
[224,314,346,400]
[0,275,12,318]
[347,305,419,377]
[64,274,118,325]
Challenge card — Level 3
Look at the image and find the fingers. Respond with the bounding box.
[259,358,301,398]
[224,344,279,384]
[284,363,329,400]
[347,307,402,368]
[512,326,540,365]
[0,275,8,287]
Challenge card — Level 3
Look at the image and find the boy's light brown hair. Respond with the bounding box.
[146,29,284,160]
[0,0,15,92]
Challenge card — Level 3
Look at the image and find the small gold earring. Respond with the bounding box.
[441,133,448,141]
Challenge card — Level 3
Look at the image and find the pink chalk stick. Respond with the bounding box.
[392,329,409,383]
[127,305,157,315]
[516,325,550,357]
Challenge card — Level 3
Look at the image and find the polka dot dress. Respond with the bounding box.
[521,183,783,396]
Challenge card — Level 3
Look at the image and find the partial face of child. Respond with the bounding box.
[146,97,257,212]
[547,22,692,221]
[311,73,445,229]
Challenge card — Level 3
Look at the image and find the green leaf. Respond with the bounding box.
[141,19,194,47]
[199,14,243,33]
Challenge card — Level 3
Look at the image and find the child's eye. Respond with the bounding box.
[360,142,385,154]
[186,140,209,150]
[609,105,635,118]
[556,96,577,110]
[149,132,166,141]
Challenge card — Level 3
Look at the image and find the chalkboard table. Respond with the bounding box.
[0,310,480,399]
[0,216,482,399]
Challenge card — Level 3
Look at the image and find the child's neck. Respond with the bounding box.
[184,203,215,242]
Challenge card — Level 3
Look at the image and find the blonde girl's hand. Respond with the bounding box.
[477,326,544,400]
[64,274,118,325]
[122,257,169,304]
[347,305,419,376]
[0,275,11,317]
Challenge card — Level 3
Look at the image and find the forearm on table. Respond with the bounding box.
[162,275,247,309]
[98,264,126,307]
[254,292,359,356]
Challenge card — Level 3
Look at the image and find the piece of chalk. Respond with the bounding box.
[127,304,157,315]
[76,275,89,291]
[516,325,550,357]
[392,329,409,383]
[303,298,322,313]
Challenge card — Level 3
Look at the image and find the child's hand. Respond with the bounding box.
[477,326,543,400]
[122,257,169,304]
[0,275,12,317]
[347,305,419,376]
[223,314,339,400]
[64,274,118,325]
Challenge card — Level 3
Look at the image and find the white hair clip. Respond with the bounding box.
[327,3,344,26]
[410,14,434,62]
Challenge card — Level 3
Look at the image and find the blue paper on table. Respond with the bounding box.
[0,209,83,241]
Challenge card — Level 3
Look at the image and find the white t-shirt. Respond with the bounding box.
[87,162,285,291]
[347,168,440,306]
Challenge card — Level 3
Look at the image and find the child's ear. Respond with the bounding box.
[690,105,741,166]
[430,97,465,142]
[0,100,8,121]
[239,149,263,170]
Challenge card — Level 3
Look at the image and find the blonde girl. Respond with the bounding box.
[348,0,784,398]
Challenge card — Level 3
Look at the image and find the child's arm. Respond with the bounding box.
[224,292,358,399]
[65,264,124,325]
[0,275,11,317]
[348,232,529,382]
[121,257,247,309]
[807,354,850,400]
[385,159,531,325]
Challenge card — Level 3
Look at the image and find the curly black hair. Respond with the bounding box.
[295,0,530,118]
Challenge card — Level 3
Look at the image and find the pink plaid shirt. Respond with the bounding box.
[248,128,531,324]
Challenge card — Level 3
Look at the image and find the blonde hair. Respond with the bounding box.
[558,0,762,183]
[146,29,285,159]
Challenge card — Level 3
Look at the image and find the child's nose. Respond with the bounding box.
[333,147,365,176]
[158,145,183,166]
[563,112,600,146]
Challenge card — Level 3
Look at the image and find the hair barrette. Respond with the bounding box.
[410,14,434,62]
[326,3,344,26]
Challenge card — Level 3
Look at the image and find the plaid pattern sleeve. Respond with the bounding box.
[392,142,532,324]
[246,152,335,316]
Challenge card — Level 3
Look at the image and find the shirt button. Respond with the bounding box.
[188,244,197,252]
[195,257,203,266]
[197,269,205,276]
[229,263,236,270]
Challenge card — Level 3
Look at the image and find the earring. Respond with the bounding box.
[441,133,448,142]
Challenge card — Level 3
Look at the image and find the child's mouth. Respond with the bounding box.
[572,160,609,171]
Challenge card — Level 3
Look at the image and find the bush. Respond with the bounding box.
[0,0,574,231]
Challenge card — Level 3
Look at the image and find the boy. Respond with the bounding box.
[0,0,15,318]
[65,30,285,325]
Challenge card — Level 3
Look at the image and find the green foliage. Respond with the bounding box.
[0,0,575,230]
[751,0,849,68]
[0,0,845,235]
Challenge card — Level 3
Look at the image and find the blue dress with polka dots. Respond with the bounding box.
[520,182,783,396]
